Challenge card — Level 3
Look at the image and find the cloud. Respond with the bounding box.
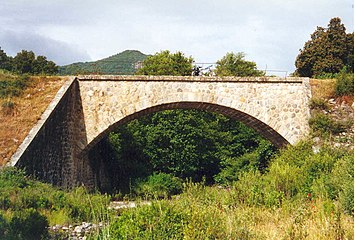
[0,30,91,65]
[0,0,353,74]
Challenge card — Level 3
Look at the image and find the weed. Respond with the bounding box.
[335,70,354,96]
[309,112,348,136]
[309,98,330,111]
[134,173,183,199]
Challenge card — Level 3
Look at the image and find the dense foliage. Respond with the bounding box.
[108,110,276,194]
[59,50,148,75]
[136,50,193,76]
[295,17,354,77]
[0,48,58,75]
[215,52,264,77]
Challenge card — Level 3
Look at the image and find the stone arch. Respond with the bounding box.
[78,77,310,157]
[80,101,289,156]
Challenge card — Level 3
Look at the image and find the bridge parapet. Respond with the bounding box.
[77,75,308,83]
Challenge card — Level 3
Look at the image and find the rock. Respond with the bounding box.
[74,225,83,233]
[313,137,321,143]
[328,99,336,104]
[334,143,341,148]
[312,145,320,153]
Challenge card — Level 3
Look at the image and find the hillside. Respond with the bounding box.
[59,50,148,75]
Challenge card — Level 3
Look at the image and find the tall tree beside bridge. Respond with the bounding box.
[295,17,354,77]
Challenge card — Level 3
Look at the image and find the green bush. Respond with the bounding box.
[9,208,48,240]
[110,201,186,239]
[314,72,339,79]
[335,70,354,96]
[134,173,183,199]
[232,142,352,209]
[0,167,29,188]
[309,112,348,136]
[309,98,330,111]
[214,152,259,185]
[0,167,111,227]
[0,74,29,98]
[233,170,265,206]
[329,154,354,215]
[0,213,8,239]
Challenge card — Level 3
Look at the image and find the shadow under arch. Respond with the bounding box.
[80,101,289,157]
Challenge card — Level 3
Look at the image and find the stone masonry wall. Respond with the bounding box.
[78,76,311,152]
[9,79,94,188]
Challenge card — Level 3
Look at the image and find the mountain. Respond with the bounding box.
[59,50,149,75]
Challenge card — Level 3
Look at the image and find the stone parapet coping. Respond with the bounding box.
[77,75,308,83]
[6,77,77,167]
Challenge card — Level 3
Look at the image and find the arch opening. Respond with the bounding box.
[82,102,288,193]
[82,101,289,156]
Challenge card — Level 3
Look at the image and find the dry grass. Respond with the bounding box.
[309,78,337,99]
[247,203,354,240]
[0,76,68,165]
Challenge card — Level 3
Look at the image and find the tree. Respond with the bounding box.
[12,50,36,74]
[11,50,58,75]
[33,56,58,75]
[136,50,193,76]
[109,110,270,185]
[0,47,12,71]
[215,52,264,77]
[295,17,354,77]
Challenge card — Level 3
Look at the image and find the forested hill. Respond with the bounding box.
[59,50,149,75]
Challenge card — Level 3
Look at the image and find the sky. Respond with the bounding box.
[0,0,353,75]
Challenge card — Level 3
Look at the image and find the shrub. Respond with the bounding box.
[0,167,28,188]
[309,98,330,111]
[233,170,265,206]
[309,112,347,136]
[335,69,354,96]
[9,208,49,240]
[110,201,186,239]
[214,152,259,185]
[314,72,339,79]
[0,213,8,239]
[0,74,29,98]
[264,161,305,199]
[329,154,354,215]
[0,167,111,227]
[134,173,183,199]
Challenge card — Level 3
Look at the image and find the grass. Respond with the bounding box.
[98,183,353,239]
[0,75,67,165]
[92,142,354,240]
[0,167,111,239]
[309,78,337,100]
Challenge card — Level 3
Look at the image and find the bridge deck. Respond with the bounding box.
[77,75,307,83]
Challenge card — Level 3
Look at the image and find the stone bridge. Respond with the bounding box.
[8,75,311,190]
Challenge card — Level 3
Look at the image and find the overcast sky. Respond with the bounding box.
[0,0,353,75]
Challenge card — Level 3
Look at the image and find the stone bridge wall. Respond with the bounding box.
[78,75,311,152]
